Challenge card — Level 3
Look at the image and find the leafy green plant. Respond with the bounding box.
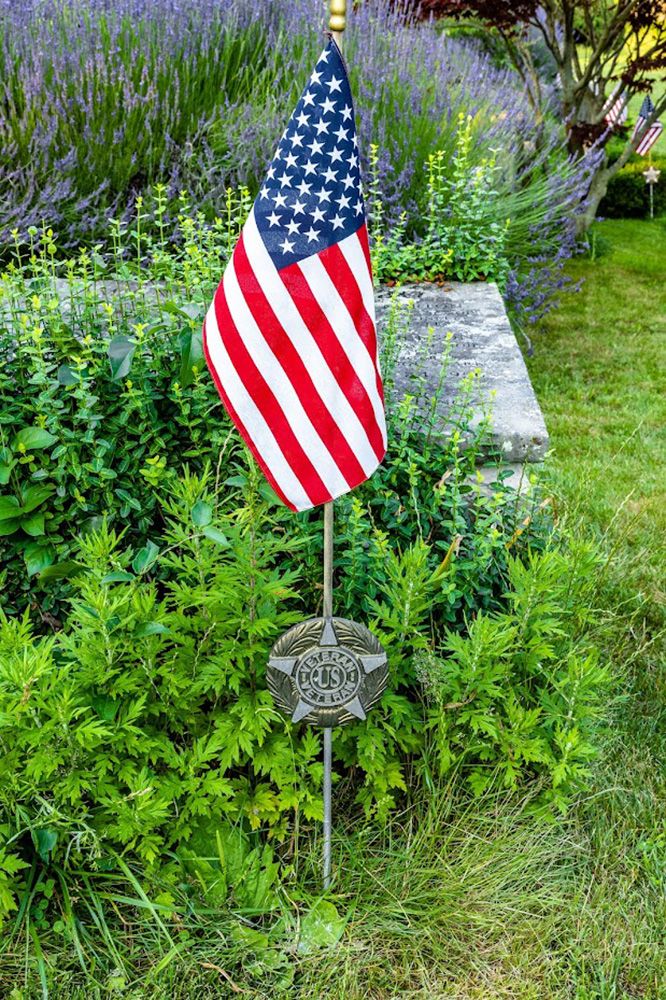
[416,546,609,809]
[180,821,282,914]
[0,189,609,950]
[0,201,250,617]
[369,116,510,285]
[0,459,606,919]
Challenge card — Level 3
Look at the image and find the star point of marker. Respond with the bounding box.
[268,616,387,723]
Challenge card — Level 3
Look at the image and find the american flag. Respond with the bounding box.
[603,89,627,127]
[632,94,663,156]
[203,39,386,512]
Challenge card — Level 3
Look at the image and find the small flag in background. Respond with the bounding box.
[203,38,387,512]
[603,89,627,127]
[632,94,663,156]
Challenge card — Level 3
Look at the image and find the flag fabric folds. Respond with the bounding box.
[632,94,663,156]
[603,89,627,128]
[203,38,387,512]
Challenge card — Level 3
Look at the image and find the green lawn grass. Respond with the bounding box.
[524,217,666,998]
[529,218,666,606]
[302,217,666,999]
[3,221,665,1000]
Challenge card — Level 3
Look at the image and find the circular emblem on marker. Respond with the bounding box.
[295,648,361,707]
[267,617,388,728]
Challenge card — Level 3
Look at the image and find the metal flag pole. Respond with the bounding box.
[322,501,334,888]
[650,175,655,219]
[267,0,388,898]
[643,152,660,222]
[321,0,346,895]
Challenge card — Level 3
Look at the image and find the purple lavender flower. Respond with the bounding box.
[0,0,592,320]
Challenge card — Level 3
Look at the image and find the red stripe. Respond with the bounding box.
[203,314,295,510]
[212,279,330,507]
[356,223,373,277]
[636,123,662,155]
[318,236,384,405]
[233,236,369,486]
[279,260,385,463]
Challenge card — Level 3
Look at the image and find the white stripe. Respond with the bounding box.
[338,230,377,328]
[297,248,387,447]
[243,211,381,474]
[605,98,626,125]
[636,122,662,155]
[223,257,350,498]
[204,304,311,511]
[336,230,387,390]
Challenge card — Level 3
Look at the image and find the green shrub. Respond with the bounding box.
[0,194,530,624]
[599,158,666,219]
[0,193,609,933]
[370,116,512,285]
[0,488,607,928]
[0,192,249,618]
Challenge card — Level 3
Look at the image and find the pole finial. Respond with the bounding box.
[329,0,346,35]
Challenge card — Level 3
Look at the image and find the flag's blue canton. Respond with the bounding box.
[254,39,364,271]
[638,94,655,119]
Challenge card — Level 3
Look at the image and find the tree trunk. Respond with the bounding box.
[576,163,611,234]
[576,137,640,234]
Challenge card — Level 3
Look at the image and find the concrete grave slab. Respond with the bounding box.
[1,274,549,472]
[375,281,549,465]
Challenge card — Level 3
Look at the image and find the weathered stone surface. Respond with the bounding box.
[375,281,549,464]
[2,273,548,467]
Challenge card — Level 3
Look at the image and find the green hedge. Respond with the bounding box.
[0,208,610,937]
[600,158,666,219]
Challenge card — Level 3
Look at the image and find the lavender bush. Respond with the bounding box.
[0,0,594,321]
